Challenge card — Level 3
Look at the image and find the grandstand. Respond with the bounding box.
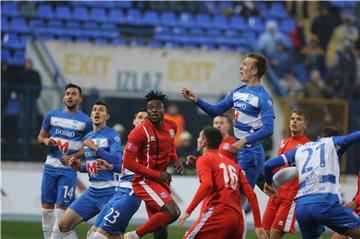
[1,1,360,238]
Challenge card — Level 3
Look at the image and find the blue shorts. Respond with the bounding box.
[236,143,265,188]
[296,201,360,239]
[69,187,116,221]
[95,187,141,235]
[41,165,77,206]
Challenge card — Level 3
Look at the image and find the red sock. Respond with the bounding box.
[136,211,171,237]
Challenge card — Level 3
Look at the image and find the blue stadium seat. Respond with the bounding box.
[126,9,142,25]
[3,33,22,49]
[148,40,162,48]
[280,19,296,33]
[94,38,108,45]
[218,1,233,11]
[142,11,159,25]
[38,33,55,41]
[72,6,89,21]
[269,3,288,19]
[160,11,177,27]
[65,20,81,28]
[13,50,25,65]
[20,34,33,47]
[112,38,125,45]
[2,17,10,31]
[1,48,11,62]
[58,35,73,42]
[54,5,71,20]
[114,1,132,9]
[108,9,126,24]
[11,17,30,33]
[48,19,63,28]
[194,13,211,29]
[256,2,268,18]
[100,22,116,30]
[83,22,98,30]
[248,17,265,33]
[29,19,45,28]
[212,15,228,30]
[90,7,108,23]
[37,4,53,19]
[2,2,20,17]
[229,16,248,31]
[178,12,194,28]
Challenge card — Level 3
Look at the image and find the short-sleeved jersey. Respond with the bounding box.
[124,119,177,183]
[41,109,92,169]
[218,135,236,161]
[84,126,122,189]
[228,85,275,140]
[283,137,348,204]
[276,135,310,199]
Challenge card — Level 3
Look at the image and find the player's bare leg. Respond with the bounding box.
[42,203,55,239]
[343,225,360,238]
[90,227,124,239]
[270,229,286,239]
[58,207,82,238]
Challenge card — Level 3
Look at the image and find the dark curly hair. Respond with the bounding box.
[145,90,167,103]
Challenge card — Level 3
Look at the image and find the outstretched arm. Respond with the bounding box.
[273,167,298,188]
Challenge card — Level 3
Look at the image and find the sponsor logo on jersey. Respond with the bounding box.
[234,102,246,110]
[268,99,273,106]
[160,192,168,198]
[126,142,138,152]
[55,129,75,138]
[169,129,175,138]
[56,140,69,154]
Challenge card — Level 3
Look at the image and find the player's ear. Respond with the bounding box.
[251,67,258,76]
[106,114,110,120]
[79,96,83,103]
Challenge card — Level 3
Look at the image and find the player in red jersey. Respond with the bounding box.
[122,91,183,239]
[262,108,310,239]
[179,127,268,239]
[332,171,360,239]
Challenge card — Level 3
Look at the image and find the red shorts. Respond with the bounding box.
[133,179,174,213]
[262,196,296,233]
[184,206,244,239]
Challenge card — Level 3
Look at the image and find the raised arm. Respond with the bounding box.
[264,148,297,184]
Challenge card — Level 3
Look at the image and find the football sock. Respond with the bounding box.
[42,208,54,239]
[93,232,109,239]
[62,230,78,239]
[50,208,65,239]
[136,211,171,237]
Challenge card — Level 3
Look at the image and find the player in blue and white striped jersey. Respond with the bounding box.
[57,100,123,238]
[182,52,274,188]
[38,83,92,239]
[264,127,360,239]
[88,108,147,239]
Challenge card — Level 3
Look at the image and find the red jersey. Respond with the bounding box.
[218,135,236,161]
[276,135,310,199]
[354,172,360,215]
[123,119,177,184]
[186,150,262,228]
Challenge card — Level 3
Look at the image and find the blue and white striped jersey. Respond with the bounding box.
[83,126,123,189]
[197,84,274,143]
[278,131,360,204]
[41,109,92,169]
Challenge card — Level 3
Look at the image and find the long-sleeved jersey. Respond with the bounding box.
[123,119,177,183]
[41,109,92,169]
[196,85,275,144]
[354,172,360,215]
[276,135,310,200]
[218,135,237,161]
[265,131,360,205]
[186,150,262,228]
[81,126,123,189]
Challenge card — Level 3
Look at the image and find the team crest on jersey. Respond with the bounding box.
[169,129,175,138]
[245,94,253,102]
[126,142,138,152]
[267,99,273,106]
[150,136,156,141]
[223,143,230,150]
[160,192,168,199]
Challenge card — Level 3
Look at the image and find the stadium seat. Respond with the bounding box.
[2,17,10,32]
[194,13,211,29]
[126,9,142,25]
[256,2,269,18]
[212,15,228,30]
[114,1,132,9]
[148,40,162,48]
[248,17,265,33]
[29,19,45,28]
[54,5,71,20]
[90,7,108,23]
[2,2,20,17]
[100,22,117,30]
[142,11,159,25]
[94,37,108,45]
[37,4,53,19]
[229,16,248,31]
[160,11,177,27]
[280,19,296,33]
[269,2,288,19]
[72,6,89,21]
[48,19,63,28]
[1,48,11,62]
[112,38,125,45]
[13,50,25,65]
[10,17,29,33]
[108,9,126,24]
[3,33,22,49]
[178,12,194,28]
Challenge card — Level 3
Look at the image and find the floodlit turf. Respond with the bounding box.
[1,221,333,238]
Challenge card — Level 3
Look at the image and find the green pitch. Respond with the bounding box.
[1,221,332,238]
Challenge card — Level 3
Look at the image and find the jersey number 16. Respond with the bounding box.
[219,163,238,190]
